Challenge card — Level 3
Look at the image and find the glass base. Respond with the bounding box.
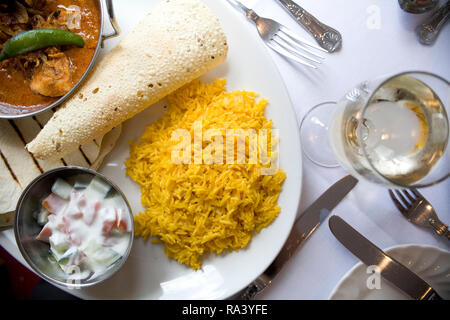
[300,101,340,168]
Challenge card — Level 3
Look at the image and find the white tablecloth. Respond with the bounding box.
[0,0,448,300]
[240,0,450,299]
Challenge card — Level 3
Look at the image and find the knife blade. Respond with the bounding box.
[329,215,442,300]
[239,174,358,299]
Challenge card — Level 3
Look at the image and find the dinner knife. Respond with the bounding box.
[238,174,358,299]
[329,215,442,300]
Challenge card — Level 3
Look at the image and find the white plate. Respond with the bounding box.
[329,244,450,300]
[0,0,301,299]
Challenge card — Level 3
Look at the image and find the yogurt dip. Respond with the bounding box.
[35,175,132,279]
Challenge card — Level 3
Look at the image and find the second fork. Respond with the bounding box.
[226,0,327,68]
[389,188,450,240]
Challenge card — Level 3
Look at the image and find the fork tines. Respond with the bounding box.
[388,188,422,215]
[269,25,327,69]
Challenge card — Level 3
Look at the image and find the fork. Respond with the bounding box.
[389,189,450,240]
[225,0,327,68]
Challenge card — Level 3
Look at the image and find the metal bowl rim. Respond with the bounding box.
[14,166,134,289]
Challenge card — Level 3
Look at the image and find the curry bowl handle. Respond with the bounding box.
[101,0,121,47]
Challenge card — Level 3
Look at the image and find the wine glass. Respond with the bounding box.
[300,71,449,188]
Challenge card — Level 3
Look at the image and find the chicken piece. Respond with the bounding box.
[14,1,29,24]
[30,52,72,97]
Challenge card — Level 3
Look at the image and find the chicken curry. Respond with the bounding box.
[0,0,100,111]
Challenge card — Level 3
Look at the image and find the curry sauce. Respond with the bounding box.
[0,0,100,110]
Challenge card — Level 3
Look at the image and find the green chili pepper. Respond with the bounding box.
[0,29,85,61]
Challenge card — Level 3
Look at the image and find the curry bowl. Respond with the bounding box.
[0,0,120,119]
[14,166,134,288]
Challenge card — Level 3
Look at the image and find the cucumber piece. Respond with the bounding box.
[103,194,124,207]
[49,233,70,255]
[83,239,101,254]
[58,247,78,266]
[57,248,83,274]
[73,181,89,189]
[50,246,63,262]
[108,228,125,237]
[84,240,120,267]
[84,176,111,199]
[91,248,121,267]
[51,178,73,200]
[46,251,69,275]
[36,207,50,226]
[66,174,91,189]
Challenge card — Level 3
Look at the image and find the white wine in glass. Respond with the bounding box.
[302,71,449,188]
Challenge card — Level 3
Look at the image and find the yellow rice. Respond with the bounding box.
[125,79,286,270]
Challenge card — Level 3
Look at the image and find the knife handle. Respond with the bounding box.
[428,217,450,241]
[239,273,271,300]
[277,0,342,52]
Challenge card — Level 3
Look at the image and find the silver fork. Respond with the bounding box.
[389,189,450,240]
[226,0,327,69]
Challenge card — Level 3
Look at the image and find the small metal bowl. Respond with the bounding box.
[14,166,134,289]
[0,0,120,119]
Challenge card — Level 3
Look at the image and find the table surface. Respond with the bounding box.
[243,0,450,300]
[1,0,449,300]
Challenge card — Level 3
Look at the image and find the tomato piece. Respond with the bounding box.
[68,232,82,246]
[83,200,101,225]
[101,207,117,235]
[116,209,130,232]
[36,223,52,243]
[56,216,71,234]
[42,193,67,214]
[73,250,86,266]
